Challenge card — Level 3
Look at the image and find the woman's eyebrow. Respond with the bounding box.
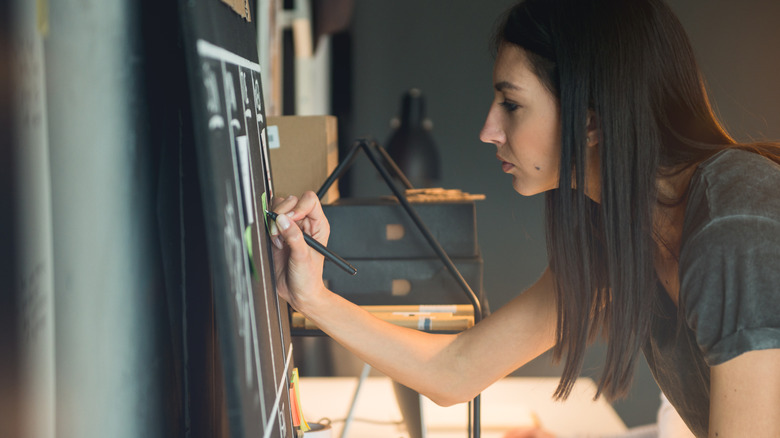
[495,81,524,92]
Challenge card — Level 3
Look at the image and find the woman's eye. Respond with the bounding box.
[500,101,520,112]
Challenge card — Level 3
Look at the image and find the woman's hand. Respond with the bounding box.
[269,191,330,313]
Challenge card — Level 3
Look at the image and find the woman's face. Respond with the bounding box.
[480,44,562,196]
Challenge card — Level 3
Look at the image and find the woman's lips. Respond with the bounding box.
[498,157,515,173]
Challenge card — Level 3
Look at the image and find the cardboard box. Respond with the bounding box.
[323,198,478,258]
[323,256,484,307]
[220,0,251,21]
[267,115,340,203]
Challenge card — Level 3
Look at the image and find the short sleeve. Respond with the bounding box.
[680,214,780,366]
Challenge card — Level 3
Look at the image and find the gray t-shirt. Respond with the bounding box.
[642,148,780,437]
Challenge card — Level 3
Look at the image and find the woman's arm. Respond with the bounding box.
[270,192,558,406]
[302,267,557,406]
[709,349,780,437]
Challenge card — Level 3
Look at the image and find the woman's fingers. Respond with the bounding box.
[289,191,325,219]
[294,191,330,243]
[271,195,298,212]
[274,212,309,264]
[268,195,296,240]
[272,210,326,310]
[270,191,330,245]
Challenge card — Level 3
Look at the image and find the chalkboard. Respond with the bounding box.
[178,2,295,437]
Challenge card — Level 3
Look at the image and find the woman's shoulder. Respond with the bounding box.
[678,149,780,366]
[685,148,780,227]
[696,147,780,174]
[694,148,780,189]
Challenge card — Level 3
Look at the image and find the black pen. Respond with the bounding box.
[265,210,357,276]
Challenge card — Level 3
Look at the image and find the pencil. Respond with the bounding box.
[265,210,357,276]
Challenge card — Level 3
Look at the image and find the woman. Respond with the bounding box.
[269,0,780,436]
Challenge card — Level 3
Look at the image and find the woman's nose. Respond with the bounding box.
[479,106,504,146]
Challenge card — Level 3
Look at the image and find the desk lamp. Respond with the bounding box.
[385,88,441,189]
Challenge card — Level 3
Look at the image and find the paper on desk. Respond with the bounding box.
[424,400,537,432]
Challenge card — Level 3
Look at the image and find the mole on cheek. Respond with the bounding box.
[535,166,541,171]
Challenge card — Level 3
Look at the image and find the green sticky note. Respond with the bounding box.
[261,191,269,231]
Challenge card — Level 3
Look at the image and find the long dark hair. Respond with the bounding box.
[494,0,780,400]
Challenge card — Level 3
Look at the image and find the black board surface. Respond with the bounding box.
[178,2,294,437]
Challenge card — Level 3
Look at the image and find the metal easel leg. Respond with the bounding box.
[316,138,482,438]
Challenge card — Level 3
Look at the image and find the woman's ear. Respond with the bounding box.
[584,110,602,202]
[586,110,601,147]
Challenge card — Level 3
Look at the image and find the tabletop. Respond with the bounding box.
[298,376,627,438]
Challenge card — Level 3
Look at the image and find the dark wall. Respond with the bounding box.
[344,0,780,428]
[0,1,21,435]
